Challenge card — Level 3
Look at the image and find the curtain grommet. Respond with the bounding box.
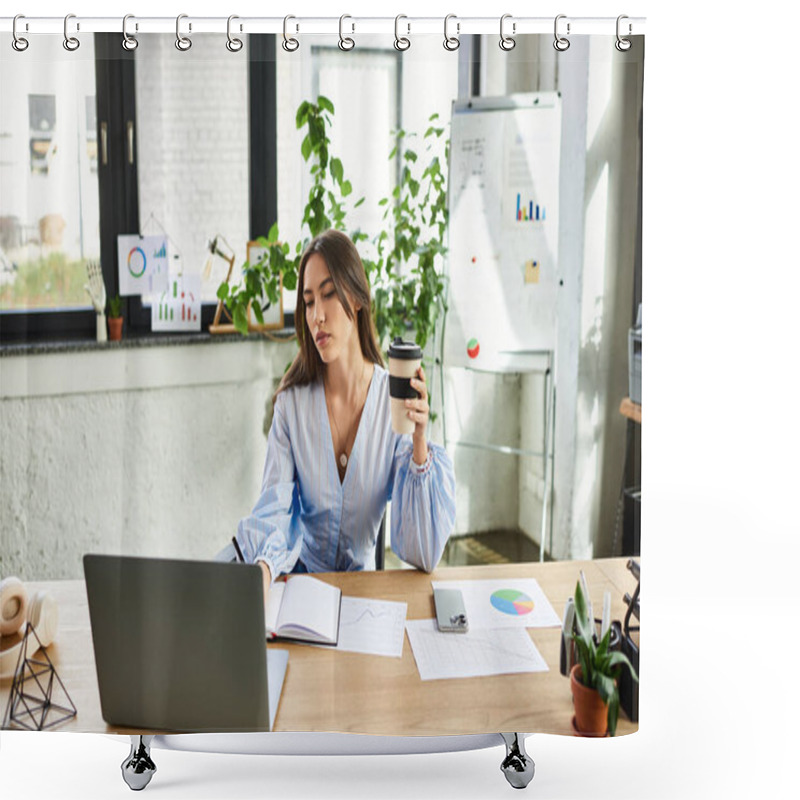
[12,14,29,52]
[63,13,80,51]
[226,15,243,52]
[553,14,570,52]
[444,14,460,51]
[175,14,192,51]
[282,15,299,52]
[394,15,410,51]
[499,14,516,51]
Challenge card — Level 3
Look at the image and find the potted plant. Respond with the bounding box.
[568,579,638,736]
[217,97,449,360]
[107,293,123,341]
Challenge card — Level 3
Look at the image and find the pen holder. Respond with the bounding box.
[559,618,621,677]
[619,632,639,722]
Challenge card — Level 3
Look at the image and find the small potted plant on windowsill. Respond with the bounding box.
[107,294,123,341]
[569,579,638,737]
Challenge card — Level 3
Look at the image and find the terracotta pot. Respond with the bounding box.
[570,664,609,736]
[108,316,123,341]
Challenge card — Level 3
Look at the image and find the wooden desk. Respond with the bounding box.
[1,559,639,737]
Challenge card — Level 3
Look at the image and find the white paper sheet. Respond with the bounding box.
[405,618,548,681]
[151,273,201,332]
[430,578,561,630]
[117,233,169,296]
[328,596,408,658]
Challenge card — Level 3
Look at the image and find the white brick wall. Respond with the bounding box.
[135,34,250,302]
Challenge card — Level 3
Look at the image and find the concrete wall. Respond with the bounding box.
[0,340,295,580]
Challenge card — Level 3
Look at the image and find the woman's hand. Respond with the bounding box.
[406,365,430,466]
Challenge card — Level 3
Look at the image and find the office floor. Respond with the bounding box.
[385,529,548,570]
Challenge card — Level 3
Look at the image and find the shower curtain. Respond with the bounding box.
[0,12,644,795]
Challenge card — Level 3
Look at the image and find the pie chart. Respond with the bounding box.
[490,589,534,616]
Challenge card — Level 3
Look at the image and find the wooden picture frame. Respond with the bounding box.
[209,240,285,334]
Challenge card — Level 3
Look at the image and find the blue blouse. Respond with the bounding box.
[236,365,456,580]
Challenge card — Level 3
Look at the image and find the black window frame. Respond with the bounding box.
[0,34,278,344]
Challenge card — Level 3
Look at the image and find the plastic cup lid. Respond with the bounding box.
[387,337,422,360]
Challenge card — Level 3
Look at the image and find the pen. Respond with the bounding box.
[231,536,245,563]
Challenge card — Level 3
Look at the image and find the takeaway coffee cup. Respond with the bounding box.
[388,337,423,435]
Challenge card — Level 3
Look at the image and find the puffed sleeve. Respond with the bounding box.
[389,439,456,572]
[236,392,304,581]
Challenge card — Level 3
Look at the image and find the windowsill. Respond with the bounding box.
[0,328,296,358]
[0,329,297,400]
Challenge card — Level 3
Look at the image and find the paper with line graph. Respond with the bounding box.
[405,618,548,681]
[327,597,408,658]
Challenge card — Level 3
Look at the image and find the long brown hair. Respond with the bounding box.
[275,229,384,401]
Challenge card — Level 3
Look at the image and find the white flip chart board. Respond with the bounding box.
[445,93,561,370]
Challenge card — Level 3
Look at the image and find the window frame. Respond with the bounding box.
[0,34,279,344]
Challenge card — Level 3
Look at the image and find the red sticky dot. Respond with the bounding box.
[471,256,477,263]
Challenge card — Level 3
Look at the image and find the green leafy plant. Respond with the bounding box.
[108,293,122,319]
[569,579,638,736]
[364,115,449,354]
[217,96,363,336]
[217,98,449,354]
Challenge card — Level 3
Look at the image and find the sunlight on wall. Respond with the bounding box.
[582,162,609,344]
[586,48,614,150]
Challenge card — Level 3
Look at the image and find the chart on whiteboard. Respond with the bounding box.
[446,95,562,370]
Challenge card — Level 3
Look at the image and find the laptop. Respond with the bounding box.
[83,554,288,732]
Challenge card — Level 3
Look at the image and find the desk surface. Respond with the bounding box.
[1,559,639,737]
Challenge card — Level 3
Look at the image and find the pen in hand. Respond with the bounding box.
[232,536,245,563]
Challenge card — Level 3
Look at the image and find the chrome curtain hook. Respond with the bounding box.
[394,14,410,51]
[63,13,80,51]
[227,15,243,52]
[499,13,516,51]
[12,14,29,52]
[122,14,138,51]
[554,14,570,51]
[282,15,299,52]
[615,15,632,52]
[443,14,460,51]
[175,14,192,51]
[338,14,355,51]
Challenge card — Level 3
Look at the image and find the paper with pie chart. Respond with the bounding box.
[117,233,169,296]
[431,578,561,630]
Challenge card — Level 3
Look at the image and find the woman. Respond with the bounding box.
[236,229,456,598]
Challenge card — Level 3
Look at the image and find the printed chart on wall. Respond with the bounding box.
[445,94,561,369]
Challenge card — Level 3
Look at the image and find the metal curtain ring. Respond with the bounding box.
[227,15,243,52]
[338,15,355,51]
[122,14,138,51]
[394,14,410,51]
[553,14,570,51]
[63,13,80,51]
[282,15,299,52]
[175,14,192,51]
[616,15,632,52]
[443,14,460,51]
[499,14,515,51]
[12,14,29,52]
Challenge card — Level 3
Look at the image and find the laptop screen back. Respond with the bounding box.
[83,554,270,732]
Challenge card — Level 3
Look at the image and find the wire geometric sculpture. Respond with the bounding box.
[1,622,77,730]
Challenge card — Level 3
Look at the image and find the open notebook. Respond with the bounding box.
[84,554,287,732]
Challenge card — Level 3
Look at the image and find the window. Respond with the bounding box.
[276,34,459,311]
[0,36,100,321]
[0,34,277,342]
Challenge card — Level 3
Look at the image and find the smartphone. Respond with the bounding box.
[433,587,468,632]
